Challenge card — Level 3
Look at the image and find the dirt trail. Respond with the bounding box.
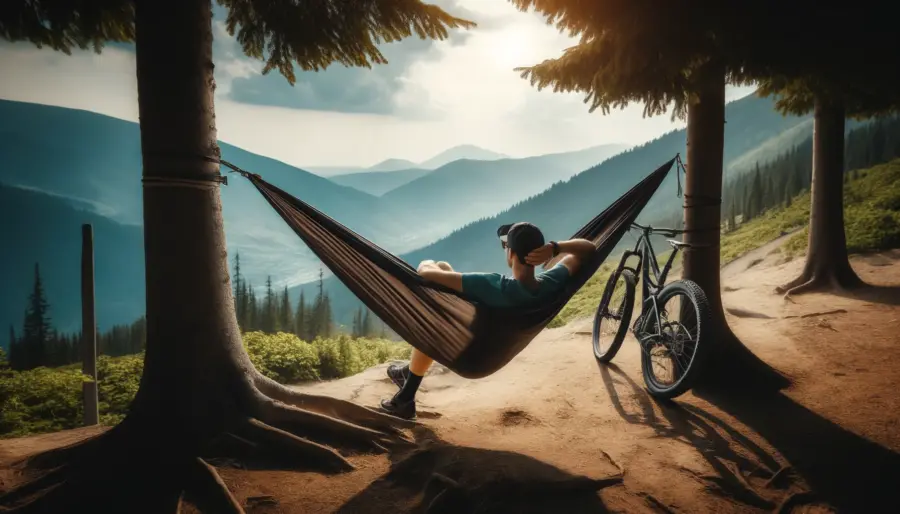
[2,246,899,513]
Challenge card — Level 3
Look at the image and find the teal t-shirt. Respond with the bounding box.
[460,263,571,308]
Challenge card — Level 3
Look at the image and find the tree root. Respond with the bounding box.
[181,458,243,514]
[776,268,864,297]
[0,467,66,506]
[238,418,354,473]
[258,399,413,453]
[253,373,416,435]
[773,490,820,514]
[0,377,418,514]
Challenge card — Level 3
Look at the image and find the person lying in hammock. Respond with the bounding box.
[380,222,596,419]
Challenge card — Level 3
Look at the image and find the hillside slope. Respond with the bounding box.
[0,184,145,341]
[381,143,630,242]
[327,168,432,196]
[302,94,814,325]
[0,99,416,296]
[418,144,507,169]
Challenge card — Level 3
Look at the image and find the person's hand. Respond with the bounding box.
[525,244,554,266]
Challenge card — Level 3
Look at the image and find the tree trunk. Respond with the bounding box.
[682,61,789,393]
[0,1,412,512]
[775,96,863,295]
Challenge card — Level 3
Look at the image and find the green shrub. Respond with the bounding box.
[0,366,86,437]
[1,332,411,438]
[243,331,320,383]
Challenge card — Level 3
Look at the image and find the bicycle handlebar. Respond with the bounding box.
[630,222,685,237]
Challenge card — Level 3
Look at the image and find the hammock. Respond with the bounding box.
[228,156,678,379]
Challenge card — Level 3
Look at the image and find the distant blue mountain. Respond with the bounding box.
[294,93,816,327]
[0,99,414,349]
[0,183,145,348]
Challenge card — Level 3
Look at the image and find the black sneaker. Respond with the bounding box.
[380,395,417,421]
[387,364,409,389]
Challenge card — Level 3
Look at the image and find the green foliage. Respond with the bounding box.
[313,334,410,379]
[96,354,143,426]
[734,159,900,260]
[218,0,475,83]
[243,331,320,383]
[1,1,474,87]
[509,1,777,120]
[721,194,810,263]
[0,0,136,54]
[1,331,410,438]
[0,366,87,437]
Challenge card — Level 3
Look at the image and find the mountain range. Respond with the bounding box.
[291,93,821,326]
[0,100,621,346]
[304,144,507,179]
[0,92,826,349]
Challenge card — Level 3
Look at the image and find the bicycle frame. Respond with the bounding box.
[612,224,684,332]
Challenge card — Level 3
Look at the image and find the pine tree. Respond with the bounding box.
[321,293,333,338]
[308,268,326,338]
[362,309,373,338]
[294,290,307,340]
[7,325,18,369]
[246,283,258,331]
[233,253,244,328]
[22,263,52,369]
[352,308,361,338]
[728,200,737,232]
[262,276,276,333]
[279,286,292,334]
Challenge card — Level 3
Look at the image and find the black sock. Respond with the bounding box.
[395,370,423,402]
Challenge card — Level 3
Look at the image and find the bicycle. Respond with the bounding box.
[592,222,712,399]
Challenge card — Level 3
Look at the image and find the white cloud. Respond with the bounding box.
[0,2,756,168]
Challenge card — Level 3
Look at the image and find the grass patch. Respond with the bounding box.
[552,159,900,327]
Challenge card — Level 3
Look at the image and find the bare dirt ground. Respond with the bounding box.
[2,246,898,513]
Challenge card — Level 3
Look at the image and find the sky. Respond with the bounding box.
[0,0,755,169]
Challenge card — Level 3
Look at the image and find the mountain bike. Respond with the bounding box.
[592,222,712,399]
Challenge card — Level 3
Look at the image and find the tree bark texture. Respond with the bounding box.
[0,1,413,512]
[776,96,864,295]
[682,61,790,393]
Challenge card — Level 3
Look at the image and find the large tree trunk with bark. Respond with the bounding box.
[775,96,863,296]
[682,61,789,393]
[0,1,412,512]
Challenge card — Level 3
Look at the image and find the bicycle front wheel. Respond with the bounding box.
[592,268,636,363]
[639,279,712,399]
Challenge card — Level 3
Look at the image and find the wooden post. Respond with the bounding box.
[81,224,99,426]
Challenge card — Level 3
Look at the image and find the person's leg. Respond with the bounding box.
[382,262,453,419]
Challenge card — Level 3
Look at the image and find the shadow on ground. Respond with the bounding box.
[838,284,900,306]
[599,361,900,513]
[335,426,621,514]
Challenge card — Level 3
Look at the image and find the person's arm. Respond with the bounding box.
[417,261,463,292]
[525,238,595,274]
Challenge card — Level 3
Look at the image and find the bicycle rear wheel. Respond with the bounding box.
[639,279,712,399]
[592,268,636,363]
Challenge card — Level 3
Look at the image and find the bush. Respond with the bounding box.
[0,366,86,437]
[243,331,321,383]
[0,332,411,438]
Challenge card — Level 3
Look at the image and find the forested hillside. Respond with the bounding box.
[307,107,900,328]
[294,93,816,324]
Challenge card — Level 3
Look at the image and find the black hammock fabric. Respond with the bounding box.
[242,157,676,379]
